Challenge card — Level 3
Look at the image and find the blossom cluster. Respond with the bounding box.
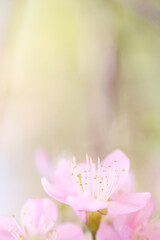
[1,149,160,240]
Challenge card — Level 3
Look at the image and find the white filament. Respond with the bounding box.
[71,156,125,202]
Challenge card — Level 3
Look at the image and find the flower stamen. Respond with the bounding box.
[71,155,126,202]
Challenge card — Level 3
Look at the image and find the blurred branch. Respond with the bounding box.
[117,0,160,30]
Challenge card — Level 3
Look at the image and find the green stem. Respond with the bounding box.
[86,209,107,239]
[92,232,96,240]
[86,211,101,240]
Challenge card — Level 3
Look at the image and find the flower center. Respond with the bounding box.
[8,231,58,240]
[71,155,126,201]
[8,213,58,240]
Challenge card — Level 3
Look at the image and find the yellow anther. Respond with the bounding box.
[108,165,111,168]
[9,229,12,233]
[19,235,24,240]
[122,169,125,172]
[77,173,83,187]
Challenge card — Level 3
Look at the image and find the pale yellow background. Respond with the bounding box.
[0,0,160,219]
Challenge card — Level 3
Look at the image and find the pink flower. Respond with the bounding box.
[0,198,84,240]
[97,223,121,240]
[41,149,151,214]
[123,200,160,240]
[97,199,160,240]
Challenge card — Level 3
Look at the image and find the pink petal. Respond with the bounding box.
[20,198,58,233]
[66,193,108,211]
[111,170,136,202]
[41,177,73,202]
[0,232,14,240]
[52,159,76,195]
[115,170,136,194]
[35,151,74,195]
[123,199,155,230]
[97,223,121,240]
[107,192,151,215]
[102,149,130,192]
[141,220,160,240]
[103,149,130,167]
[56,222,85,240]
[0,217,23,240]
[35,149,54,181]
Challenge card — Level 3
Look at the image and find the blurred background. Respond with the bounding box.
[0,0,160,221]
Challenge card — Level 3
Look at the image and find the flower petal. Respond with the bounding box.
[107,192,151,215]
[140,220,160,240]
[52,159,75,195]
[111,170,136,201]
[115,170,136,194]
[97,223,121,240]
[103,149,130,175]
[102,149,130,195]
[56,222,85,240]
[41,178,72,202]
[123,199,155,230]
[66,193,108,211]
[0,217,23,240]
[21,198,58,233]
